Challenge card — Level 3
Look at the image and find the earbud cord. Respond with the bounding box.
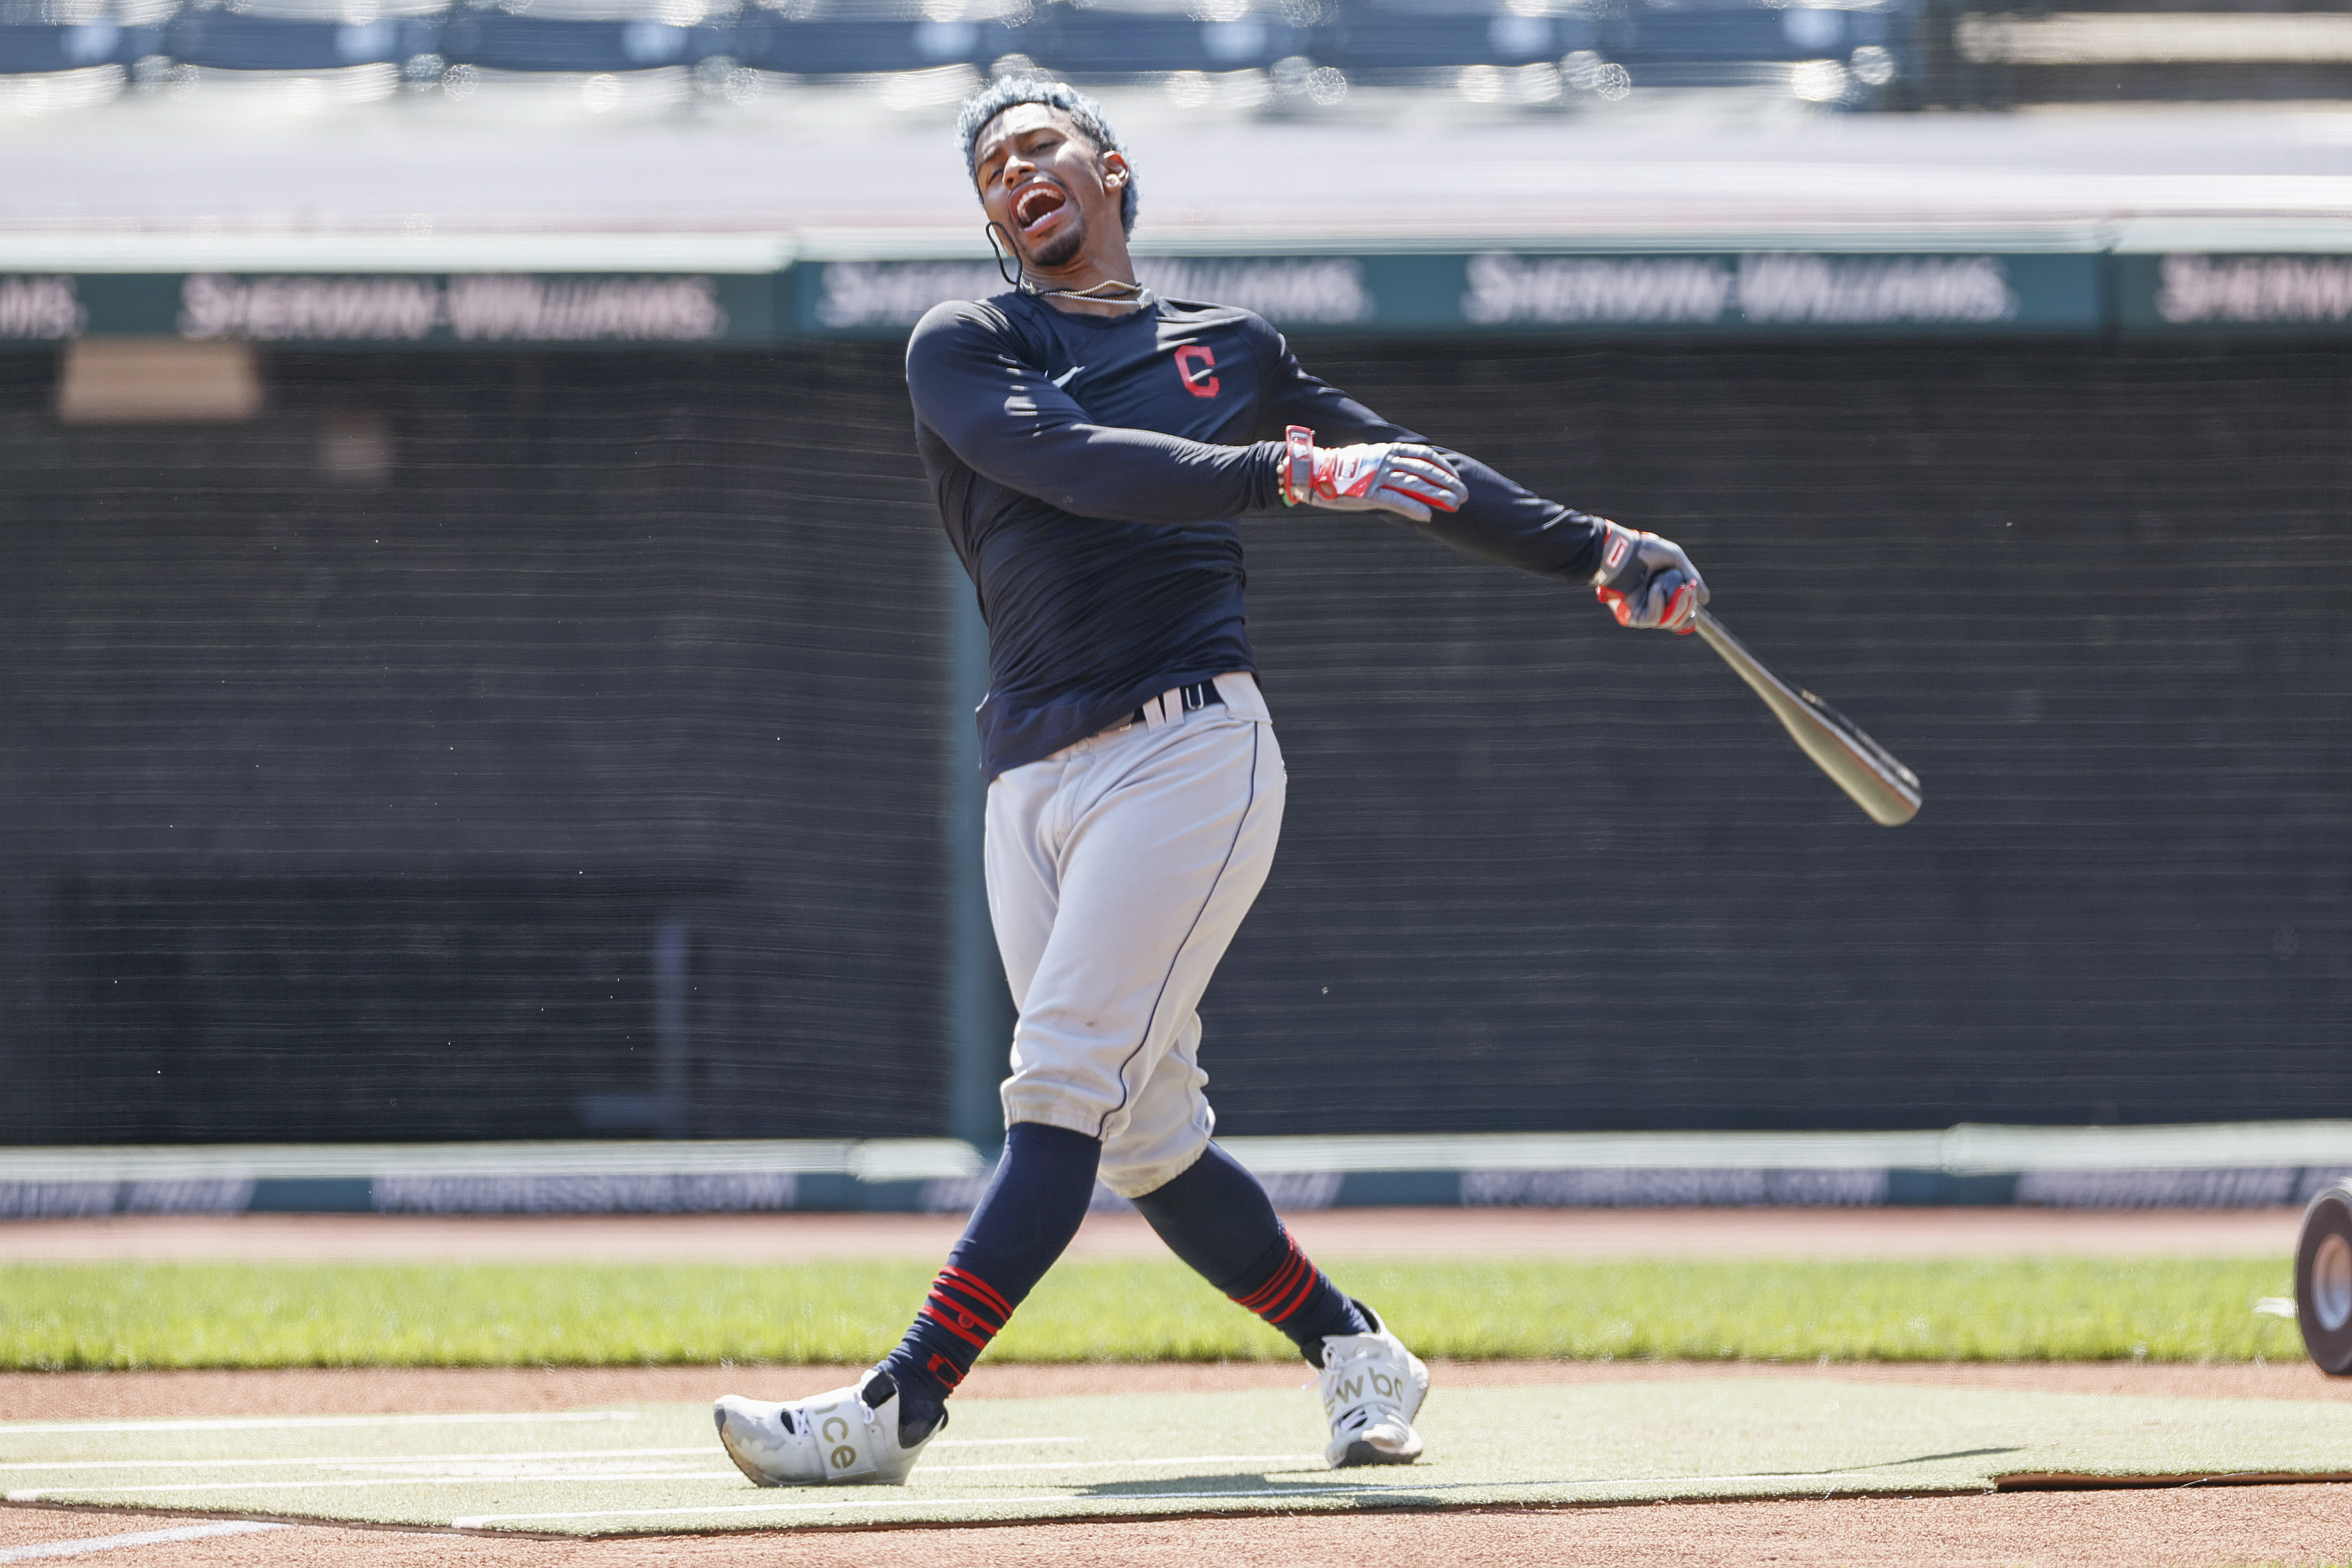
[985,223,1155,310]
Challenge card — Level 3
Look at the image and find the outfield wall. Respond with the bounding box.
[1,330,2347,1145]
[2,1125,2345,1214]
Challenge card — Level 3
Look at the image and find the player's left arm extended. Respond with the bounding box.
[1261,341,1707,632]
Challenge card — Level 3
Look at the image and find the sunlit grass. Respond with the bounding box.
[0,1256,2301,1370]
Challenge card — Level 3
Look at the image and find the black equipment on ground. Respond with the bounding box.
[2297,1185,2352,1375]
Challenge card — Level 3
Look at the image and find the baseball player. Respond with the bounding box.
[715,78,1706,1486]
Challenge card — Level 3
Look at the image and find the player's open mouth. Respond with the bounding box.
[1013,180,1068,236]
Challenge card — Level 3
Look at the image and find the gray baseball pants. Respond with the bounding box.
[985,672,1284,1198]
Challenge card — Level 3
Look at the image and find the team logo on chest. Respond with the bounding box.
[1173,344,1220,399]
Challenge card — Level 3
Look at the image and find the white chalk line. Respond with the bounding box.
[930,1437,1082,1449]
[9,1468,738,1501]
[0,1522,287,1562]
[0,1435,1078,1473]
[0,1412,635,1436]
[450,1468,1897,1528]
[926,1453,1320,1475]
[6,1451,1318,1501]
[0,1446,714,1474]
[458,1489,1331,1528]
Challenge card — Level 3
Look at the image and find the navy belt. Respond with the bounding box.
[1132,680,1223,725]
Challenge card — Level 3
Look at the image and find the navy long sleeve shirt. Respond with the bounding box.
[907,289,1608,780]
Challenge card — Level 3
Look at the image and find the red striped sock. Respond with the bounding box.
[884,1260,1016,1401]
[1226,1231,1365,1356]
[905,1263,1011,1389]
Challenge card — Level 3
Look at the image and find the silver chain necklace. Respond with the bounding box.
[988,225,1155,311]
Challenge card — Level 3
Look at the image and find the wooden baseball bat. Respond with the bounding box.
[1690,608,1922,827]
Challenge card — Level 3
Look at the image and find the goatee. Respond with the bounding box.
[1024,221,1086,272]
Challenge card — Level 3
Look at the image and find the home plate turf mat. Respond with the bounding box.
[6,1381,2352,1536]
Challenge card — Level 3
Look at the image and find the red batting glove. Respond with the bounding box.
[1591,518,1709,633]
[1281,424,1468,523]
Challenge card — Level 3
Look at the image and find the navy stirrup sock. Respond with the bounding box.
[879,1122,1100,1441]
[1131,1142,1368,1363]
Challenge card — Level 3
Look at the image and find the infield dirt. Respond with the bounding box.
[6,1488,2352,1568]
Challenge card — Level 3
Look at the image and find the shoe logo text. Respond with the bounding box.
[810,1400,861,1474]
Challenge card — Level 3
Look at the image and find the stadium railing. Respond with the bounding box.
[0,13,155,71]
[1935,0,2352,108]
[0,0,2034,115]
[727,12,998,74]
[1330,9,1583,76]
[1017,8,1311,74]
[0,0,2340,111]
[438,1,729,75]
[162,5,440,70]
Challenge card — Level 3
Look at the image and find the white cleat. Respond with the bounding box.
[1317,1302,1430,1469]
[713,1368,944,1486]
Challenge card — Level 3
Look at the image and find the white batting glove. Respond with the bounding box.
[1281,424,1467,523]
[1591,518,1708,633]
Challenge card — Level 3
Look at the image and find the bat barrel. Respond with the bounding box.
[1692,609,1922,828]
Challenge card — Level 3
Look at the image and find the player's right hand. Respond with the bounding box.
[1590,519,1708,633]
[1281,425,1467,523]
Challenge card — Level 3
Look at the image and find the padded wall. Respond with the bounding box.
[0,337,2343,1140]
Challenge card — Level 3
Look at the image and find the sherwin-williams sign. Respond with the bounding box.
[796,256,1378,335]
[792,251,2102,337]
[1454,251,2092,331]
[2115,253,2352,332]
[12,252,2352,344]
[0,272,777,344]
[177,273,743,343]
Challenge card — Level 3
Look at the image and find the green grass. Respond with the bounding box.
[0,1256,2302,1371]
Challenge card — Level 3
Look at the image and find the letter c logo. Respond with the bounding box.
[1175,344,1219,399]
